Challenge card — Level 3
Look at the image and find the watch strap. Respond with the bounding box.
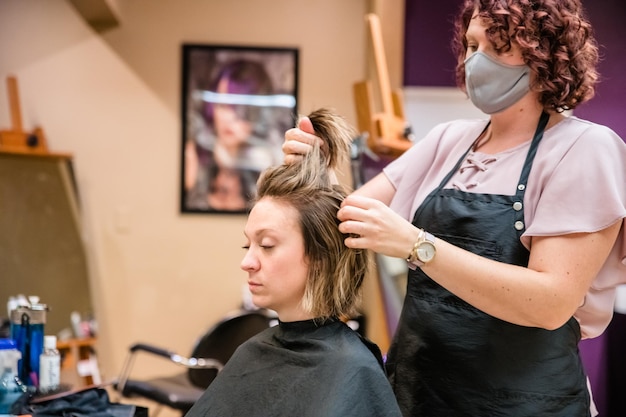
[406,230,435,270]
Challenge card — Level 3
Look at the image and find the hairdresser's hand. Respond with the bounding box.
[283,117,324,164]
[338,195,421,259]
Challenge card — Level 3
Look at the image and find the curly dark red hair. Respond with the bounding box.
[452,0,599,111]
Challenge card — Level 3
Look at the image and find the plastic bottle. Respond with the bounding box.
[38,335,60,393]
[10,303,46,386]
[6,296,17,320]
[0,338,28,414]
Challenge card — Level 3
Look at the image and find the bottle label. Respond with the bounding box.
[39,354,61,391]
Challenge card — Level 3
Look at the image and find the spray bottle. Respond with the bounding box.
[0,339,28,414]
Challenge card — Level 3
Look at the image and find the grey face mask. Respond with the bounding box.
[464,51,530,114]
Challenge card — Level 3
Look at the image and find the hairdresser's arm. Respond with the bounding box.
[337,194,621,330]
[351,173,396,206]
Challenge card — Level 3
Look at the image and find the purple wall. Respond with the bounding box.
[404,0,626,139]
[572,0,626,139]
[403,0,459,87]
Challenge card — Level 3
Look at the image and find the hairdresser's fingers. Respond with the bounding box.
[341,218,410,258]
[283,134,310,164]
[284,123,320,146]
[340,194,378,211]
[338,218,368,238]
[286,117,319,147]
[298,116,315,134]
[283,127,324,164]
[337,200,379,242]
[338,195,418,258]
[337,195,384,225]
[298,116,331,160]
[283,146,304,165]
[343,233,372,250]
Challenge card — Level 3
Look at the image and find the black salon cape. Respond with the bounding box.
[185,318,402,417]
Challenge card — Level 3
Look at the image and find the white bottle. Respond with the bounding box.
[39,335,60,392]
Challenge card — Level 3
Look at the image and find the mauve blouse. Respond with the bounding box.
[384,115,626,339]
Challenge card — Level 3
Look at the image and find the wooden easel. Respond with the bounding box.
[0,76,50,155]
[353,14,412,158]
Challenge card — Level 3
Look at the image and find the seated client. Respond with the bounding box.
[185,108,402,417]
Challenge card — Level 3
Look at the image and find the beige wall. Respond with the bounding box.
[0,0,405,391]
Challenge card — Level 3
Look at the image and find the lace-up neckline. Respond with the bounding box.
[451,153,498,191]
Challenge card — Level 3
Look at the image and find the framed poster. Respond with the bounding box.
[181,44,298,213]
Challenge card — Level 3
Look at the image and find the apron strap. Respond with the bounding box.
[516,111,550,197]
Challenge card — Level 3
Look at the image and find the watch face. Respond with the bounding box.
[417,242,436,262]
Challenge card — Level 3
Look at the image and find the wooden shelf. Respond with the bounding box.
[57,337,99,387]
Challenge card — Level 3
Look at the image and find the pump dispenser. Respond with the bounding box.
[0,339,28,414]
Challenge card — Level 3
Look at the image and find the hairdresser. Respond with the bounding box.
[283,1,626,415]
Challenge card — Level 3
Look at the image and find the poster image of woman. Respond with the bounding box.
[181,45,298,213]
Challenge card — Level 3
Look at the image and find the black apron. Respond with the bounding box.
[386,112,591,417]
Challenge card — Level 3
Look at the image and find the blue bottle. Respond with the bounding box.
[10,304,46,387]
[0,339,28,414]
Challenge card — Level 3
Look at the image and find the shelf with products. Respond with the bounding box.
[56,337,100,387]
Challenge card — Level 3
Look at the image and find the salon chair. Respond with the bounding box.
[114,308,277,415]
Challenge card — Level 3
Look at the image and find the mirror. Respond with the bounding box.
[0,152,93,337]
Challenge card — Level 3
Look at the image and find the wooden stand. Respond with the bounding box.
[352,13,414,352]
[353,14,413,158]
[0,76,52,155]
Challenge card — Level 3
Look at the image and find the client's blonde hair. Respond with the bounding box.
[256,108,370,319]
